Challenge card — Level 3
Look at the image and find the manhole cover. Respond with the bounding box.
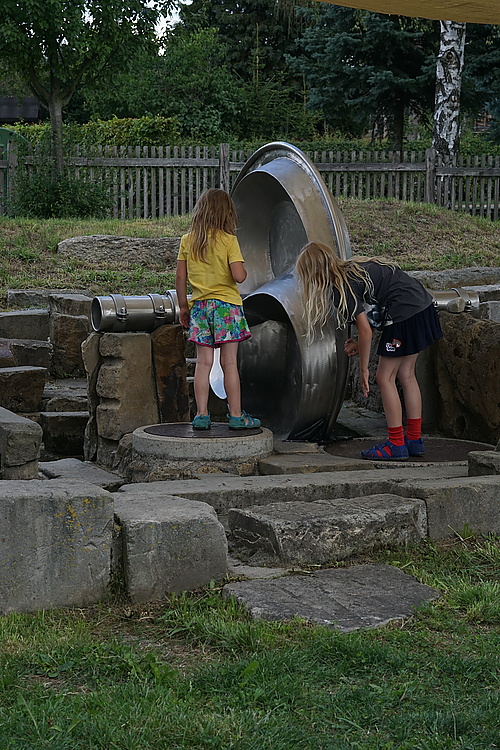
[324,437,494,463]
[144,423,262,439]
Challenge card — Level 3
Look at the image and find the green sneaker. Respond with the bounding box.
[227,411,261,430]
[192,414,211,430]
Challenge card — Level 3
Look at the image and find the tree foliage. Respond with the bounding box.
[0,0,173,168]
[289,6,439,151]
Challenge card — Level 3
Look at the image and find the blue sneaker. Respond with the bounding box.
[361,440,409,461]
[405,437,425,456]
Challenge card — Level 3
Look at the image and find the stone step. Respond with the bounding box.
[258,452,371,475]
[228,494,427,565]
[223,565,440,632]
[0,406,43,480]
[39,411,89,456]
[0,338,52,370]
[0,309,49,340]
[130,464,500,543]
[42,379,88,412]
[113,486,228,603]
[0,366,47,412]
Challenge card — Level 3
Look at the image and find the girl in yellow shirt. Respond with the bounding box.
[176,188,261,431]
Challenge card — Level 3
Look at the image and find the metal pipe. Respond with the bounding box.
[91,291,179,333]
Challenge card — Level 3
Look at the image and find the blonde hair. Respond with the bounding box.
[295,242,396,333]
[189,188,238,262]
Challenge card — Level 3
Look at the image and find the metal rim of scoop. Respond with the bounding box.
[231,141,352,441]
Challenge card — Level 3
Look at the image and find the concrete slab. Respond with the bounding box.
[258,452,371,475]
[229,494,427,564]
[223,564,440,632]
[39,458,124,490]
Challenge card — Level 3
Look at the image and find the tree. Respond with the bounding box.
[179,0,306,86]
[289,6,439,151]
[0,0,174,170]
[432,21,466,162]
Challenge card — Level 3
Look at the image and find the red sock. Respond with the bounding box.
[388,425,405,446]
[406,418,422,441]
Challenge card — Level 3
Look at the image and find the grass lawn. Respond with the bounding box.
[0,200,499,305]
[1,536,499,750]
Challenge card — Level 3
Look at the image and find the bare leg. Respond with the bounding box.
[395,353,421,420]
[220,341,241,417]
[376,356,404,428]
[193,344,214,416]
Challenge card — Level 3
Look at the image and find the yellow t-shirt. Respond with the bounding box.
[177,230,245,307]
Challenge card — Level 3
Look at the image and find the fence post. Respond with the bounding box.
[425,147,437,204]
[219,143,230,192]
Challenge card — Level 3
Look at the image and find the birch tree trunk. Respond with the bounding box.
[432,20,466,164]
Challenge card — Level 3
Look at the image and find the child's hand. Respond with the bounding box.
[360,367,370,398]
[179,307,190,329]
[344,338,359,357]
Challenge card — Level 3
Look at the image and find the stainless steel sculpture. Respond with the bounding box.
[231,142,352,440]
[90,141,480,442]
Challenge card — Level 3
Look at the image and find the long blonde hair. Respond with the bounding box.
[295,241,395,332]
[189,188,238,262]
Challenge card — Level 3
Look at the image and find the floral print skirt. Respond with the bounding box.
[188,299,252,348]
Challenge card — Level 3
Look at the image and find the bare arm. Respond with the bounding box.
[353,311,372,397]
[175,260,190,329]
[230,261,247,284]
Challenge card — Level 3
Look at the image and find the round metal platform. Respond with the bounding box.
[133,423,274,462]
[144,423,262,439]
[325,437,494,463]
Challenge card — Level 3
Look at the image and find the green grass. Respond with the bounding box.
[1,536,498,749]
[1,201,499,306]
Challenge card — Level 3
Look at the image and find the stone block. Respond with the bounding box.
[151,325,190,423]
[434,313,500,444]
[397,475,500,538]
[0,479,114,614]
[0,310,49,340]
[228,494,427,564]
[0,338,52,370]
[96,333,159,440]
[0,366,47,412]
[39,411,89,456]
[468,450,500,476]
[478,301,500,323]
[0,406,42,478]
[82,333,101,462]
[39,458,124,490]
[57,235,179,268]
[49,293,92,318]
[114,489,228,602]
[223,565,439,631]
[50,313,90,376]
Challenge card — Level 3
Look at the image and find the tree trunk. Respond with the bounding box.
[432,20,466,164]
[48,94,65,174]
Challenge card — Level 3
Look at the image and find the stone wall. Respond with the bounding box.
[83,327,189,471]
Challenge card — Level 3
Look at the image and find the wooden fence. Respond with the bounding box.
[2,143,500,220]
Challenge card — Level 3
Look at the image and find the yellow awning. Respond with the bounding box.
[311,1,500,25]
